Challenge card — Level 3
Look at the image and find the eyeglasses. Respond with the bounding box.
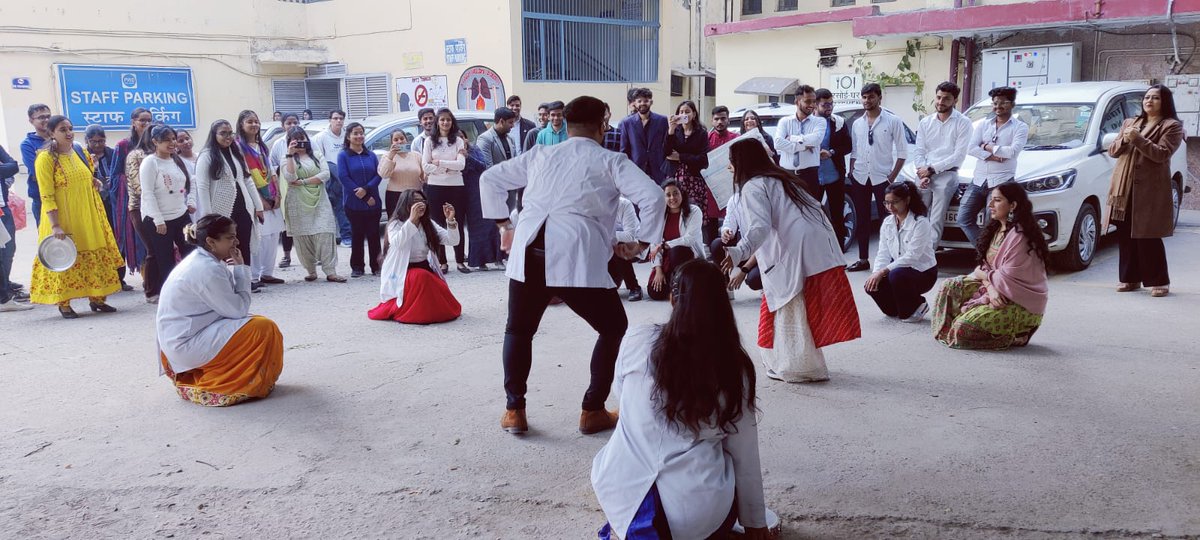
[33,114,51,121]
[216,131,234,137]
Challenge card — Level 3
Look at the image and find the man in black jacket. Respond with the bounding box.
[507,95,536,151]
[815,87,853,249]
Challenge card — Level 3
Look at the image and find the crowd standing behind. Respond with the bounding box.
[1,80,1185,539]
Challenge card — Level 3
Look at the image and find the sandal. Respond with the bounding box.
[457,263,472,274]
[59,306,79,319]
[1151,286,1169,297]
[89,301,117,313]
[304,274,318,282]
[327,275,347,283]
[1116,282,1140,292]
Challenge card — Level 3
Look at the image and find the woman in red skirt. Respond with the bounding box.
[368,189,462,324]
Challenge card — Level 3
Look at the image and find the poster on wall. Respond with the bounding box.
[444,38,467,65]
[55,64,196,129]
[829,73,862,106]
[456,66,506,112]
[396,75,449,112]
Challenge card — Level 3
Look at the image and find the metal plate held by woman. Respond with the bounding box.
[38,235,78,272]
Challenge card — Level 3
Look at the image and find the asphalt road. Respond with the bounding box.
[1,212,1197,539]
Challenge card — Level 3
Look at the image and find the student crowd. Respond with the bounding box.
[0,78,1181,539]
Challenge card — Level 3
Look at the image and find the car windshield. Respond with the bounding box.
[965,103,1095,149]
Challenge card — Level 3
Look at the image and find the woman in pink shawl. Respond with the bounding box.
[933,183,1049,349]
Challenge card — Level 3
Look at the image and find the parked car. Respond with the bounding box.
[905,81,1191,271]
[728,102,918,251]
[363,110,496,157]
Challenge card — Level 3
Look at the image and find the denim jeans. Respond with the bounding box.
[957,180,998,246]
[326,166,351,243]
[0,211,15,303]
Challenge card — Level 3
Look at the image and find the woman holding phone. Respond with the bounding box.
[370,189,461,324]
[665,100,718,245]
[378,130,425,219]
[281,126,344,283]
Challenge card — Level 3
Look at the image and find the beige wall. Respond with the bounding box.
[711,22,952,127]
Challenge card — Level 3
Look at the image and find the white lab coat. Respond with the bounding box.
[613,197,640,244]
[480,137,666,288]
[874,213,937,273]
[156,248,253,374]
[592,325,768,539]
[378,220,460,303]
[726,176,843,311]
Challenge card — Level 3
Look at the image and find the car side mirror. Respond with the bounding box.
[1101,132,1118,149]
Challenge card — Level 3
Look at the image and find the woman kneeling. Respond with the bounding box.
[933,183,1049,349]
[369,189,462,324]
[592,261,773,540]
[156,214,284,406]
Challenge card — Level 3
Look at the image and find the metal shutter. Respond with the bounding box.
[305,79,342,119]
[343,74,391,119]
[272,80,308,116]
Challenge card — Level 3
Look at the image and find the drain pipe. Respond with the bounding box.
[1169,0,1184,73]
[950,38,961,96]
[962,38,977,108]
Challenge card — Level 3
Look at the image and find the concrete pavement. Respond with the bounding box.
[1,212,1197,539]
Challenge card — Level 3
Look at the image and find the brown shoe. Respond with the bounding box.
[1116,282,1140,292]
[579,409,619,435]
[501,409,528,434]
[327,275,347,283]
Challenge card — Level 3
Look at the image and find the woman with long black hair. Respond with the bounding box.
[933,183,1048,350]
[864,180,938,322]
[665,100,718,244]
[720,139,860,383]
[741,109,777,162]
[369,189,461,324]
[280,126,344,283]
[236,110,285,288]
[1106,84,1184,297]
[108,107,151,280]
[337,121,383,277]
[647,181,704,301]
[138,125,196,301]
[195,119,264,290]
[592,260,772,540]
[421,108,470,273]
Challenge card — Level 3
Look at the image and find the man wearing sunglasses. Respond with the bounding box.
[958,86,1028,245]
[847,84,907,271]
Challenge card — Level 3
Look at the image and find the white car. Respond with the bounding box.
[912,81,1191,271]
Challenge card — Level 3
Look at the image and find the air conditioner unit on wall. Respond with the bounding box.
[981,43,1081,91]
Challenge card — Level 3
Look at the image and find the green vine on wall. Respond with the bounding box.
[854,38,928,114]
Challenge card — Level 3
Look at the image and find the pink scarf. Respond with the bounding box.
[967,225,1049,315]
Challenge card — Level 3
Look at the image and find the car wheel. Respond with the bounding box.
[1172,178,1182,228]
[842,198,856,252]
[1053,202,1098,272]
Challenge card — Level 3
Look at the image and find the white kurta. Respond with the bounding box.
[725,176,843,312]
[479,137,666,288]
[592,325,768,539]
[378,220,460,303]
[156,249,253,374]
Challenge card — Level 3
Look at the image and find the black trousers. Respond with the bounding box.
[1114,219,1170,287]
[849,179,889,260]
[503,244,628,411]
[866,266,938,318]
[231,188,254,270]
[280,232,292,254]
[709,236,761,291]
[425,184,468,265]
[812,179,848,247]
[607,255,640,291]
[346,209,381,273]
[384,190,403,221]
[142,214,194,295]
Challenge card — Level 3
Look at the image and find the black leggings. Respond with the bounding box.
[425,184,467,265]
[231,188,254,269]
[607,255,639,290]
[142,214,194,295]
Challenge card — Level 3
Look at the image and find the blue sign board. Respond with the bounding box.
[444,38,467,65]
[56,64,197,130]
[12,78,31,90]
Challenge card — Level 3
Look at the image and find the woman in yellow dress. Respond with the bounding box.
[30,116,124,318]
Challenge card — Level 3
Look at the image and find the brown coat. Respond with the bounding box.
[1107,117,1184,239]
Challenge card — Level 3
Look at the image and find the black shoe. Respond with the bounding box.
[846,259,870,272]
[351,270,364,278]
[251,281,263,293]
[278,255,291,269]
[12,290,30,302]
[89,301,117,313]
[59,306,79,319]
[371,270,380,277]
[628,288,643,302]
[120,280,134,292]
[9,282,25,291]
[456,263,472,274]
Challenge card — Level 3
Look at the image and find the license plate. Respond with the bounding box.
[946,211,985,226]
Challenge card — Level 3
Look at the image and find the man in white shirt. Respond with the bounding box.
[912,81,973,250]
[410,107,436,156]
[773,84,826,191]
[959,86,1029,245]
[313,109,351,245]
[480,96,666,437]
[847,83,908,271]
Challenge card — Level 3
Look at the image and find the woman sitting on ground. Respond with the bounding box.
[592,260,772,540]
[369,189,462,324]
[156,214,284,406]
[932,182,1049,349]
[865,180,938,322]
[647,181,704,301]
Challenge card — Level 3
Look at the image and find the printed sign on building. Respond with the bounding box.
[56,64,197,129]
[396,75,449,112]
[456,66,505,112]
[830,73,862,105]
[444,39,467,65]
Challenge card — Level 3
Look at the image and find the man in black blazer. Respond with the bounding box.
[507,95,536,150]
[618,88,670,184]
[815,88,853,248]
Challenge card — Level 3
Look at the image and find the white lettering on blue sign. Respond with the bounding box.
[56,64,196,130]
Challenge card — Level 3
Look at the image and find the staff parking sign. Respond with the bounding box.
[56,64,197,129]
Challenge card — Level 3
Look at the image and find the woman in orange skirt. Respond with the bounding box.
[369,189,461,324]
[156,214,283,406]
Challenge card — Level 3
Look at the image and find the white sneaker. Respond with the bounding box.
[146,295,160,305]
[0,299,34,312]
[903,301,929,323]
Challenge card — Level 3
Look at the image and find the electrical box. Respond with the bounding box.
[981,43,1081,91]
[1164,74,1200,136]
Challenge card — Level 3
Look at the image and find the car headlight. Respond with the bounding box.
[1020,170,1076,193]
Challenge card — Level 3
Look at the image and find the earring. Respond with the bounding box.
[1007,211,1015,222]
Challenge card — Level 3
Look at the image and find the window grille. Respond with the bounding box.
[522,0,660,82]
